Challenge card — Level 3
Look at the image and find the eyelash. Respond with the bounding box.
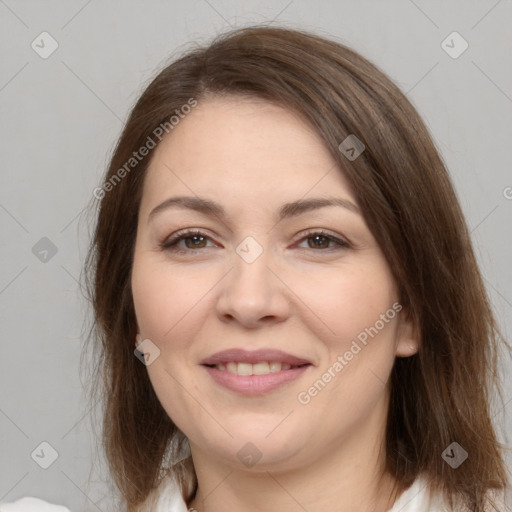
[159,229,350,255]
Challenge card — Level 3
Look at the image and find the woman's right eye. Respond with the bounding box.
[160,230,216,254]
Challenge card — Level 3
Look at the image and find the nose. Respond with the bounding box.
[214,243,290,329]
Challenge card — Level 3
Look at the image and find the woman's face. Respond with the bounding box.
[131,95,417,472]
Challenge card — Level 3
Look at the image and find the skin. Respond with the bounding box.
[131,95,419,512]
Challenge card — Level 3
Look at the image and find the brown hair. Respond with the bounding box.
[82,24,510,511]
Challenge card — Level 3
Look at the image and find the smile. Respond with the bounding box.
[202,363,311,395]
[200,348,313,395]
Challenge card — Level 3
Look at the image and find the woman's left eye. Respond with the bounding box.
[296,231,350,251]
[160,229,349,254]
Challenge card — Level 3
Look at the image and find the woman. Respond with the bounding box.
[2,24,509,512]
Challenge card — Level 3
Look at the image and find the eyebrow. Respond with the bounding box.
[147,195,360,224]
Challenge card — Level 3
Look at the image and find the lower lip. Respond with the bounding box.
[203,365,311,395]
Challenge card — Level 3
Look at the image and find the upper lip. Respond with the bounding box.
[200,349,311,366]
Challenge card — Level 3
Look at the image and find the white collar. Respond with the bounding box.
[153,473,448,512]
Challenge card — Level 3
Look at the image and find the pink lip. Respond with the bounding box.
[203,365,311,395]
[200,348,311,366]
[200,349,312,395]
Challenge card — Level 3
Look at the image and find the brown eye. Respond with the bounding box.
[160,230,215,254]
[183,235,208,249]
[307,235,331,249]
[297,230,350,251]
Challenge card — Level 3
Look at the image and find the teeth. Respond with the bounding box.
[226,362,238,373]
[253,362,270,375]
[237,363,253,376]
[214,361,300,375]
[269,361,281,373]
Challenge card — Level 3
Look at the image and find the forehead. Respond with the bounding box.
[141,95,356,210]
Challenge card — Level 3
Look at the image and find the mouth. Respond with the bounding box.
[200,349,313,395]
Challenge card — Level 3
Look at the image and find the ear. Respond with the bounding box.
[395,307,420,358]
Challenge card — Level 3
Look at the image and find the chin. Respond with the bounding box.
[189,421,312,472]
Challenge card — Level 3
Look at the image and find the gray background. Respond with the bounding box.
[1,1,511,510]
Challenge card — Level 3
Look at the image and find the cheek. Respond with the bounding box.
[131,259,210,431]
[131,257,212,342]
[294,260,398,345]
[303,264,400,406]
[294,260,400,405]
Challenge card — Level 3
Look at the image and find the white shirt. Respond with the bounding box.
[0,474,458,512]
